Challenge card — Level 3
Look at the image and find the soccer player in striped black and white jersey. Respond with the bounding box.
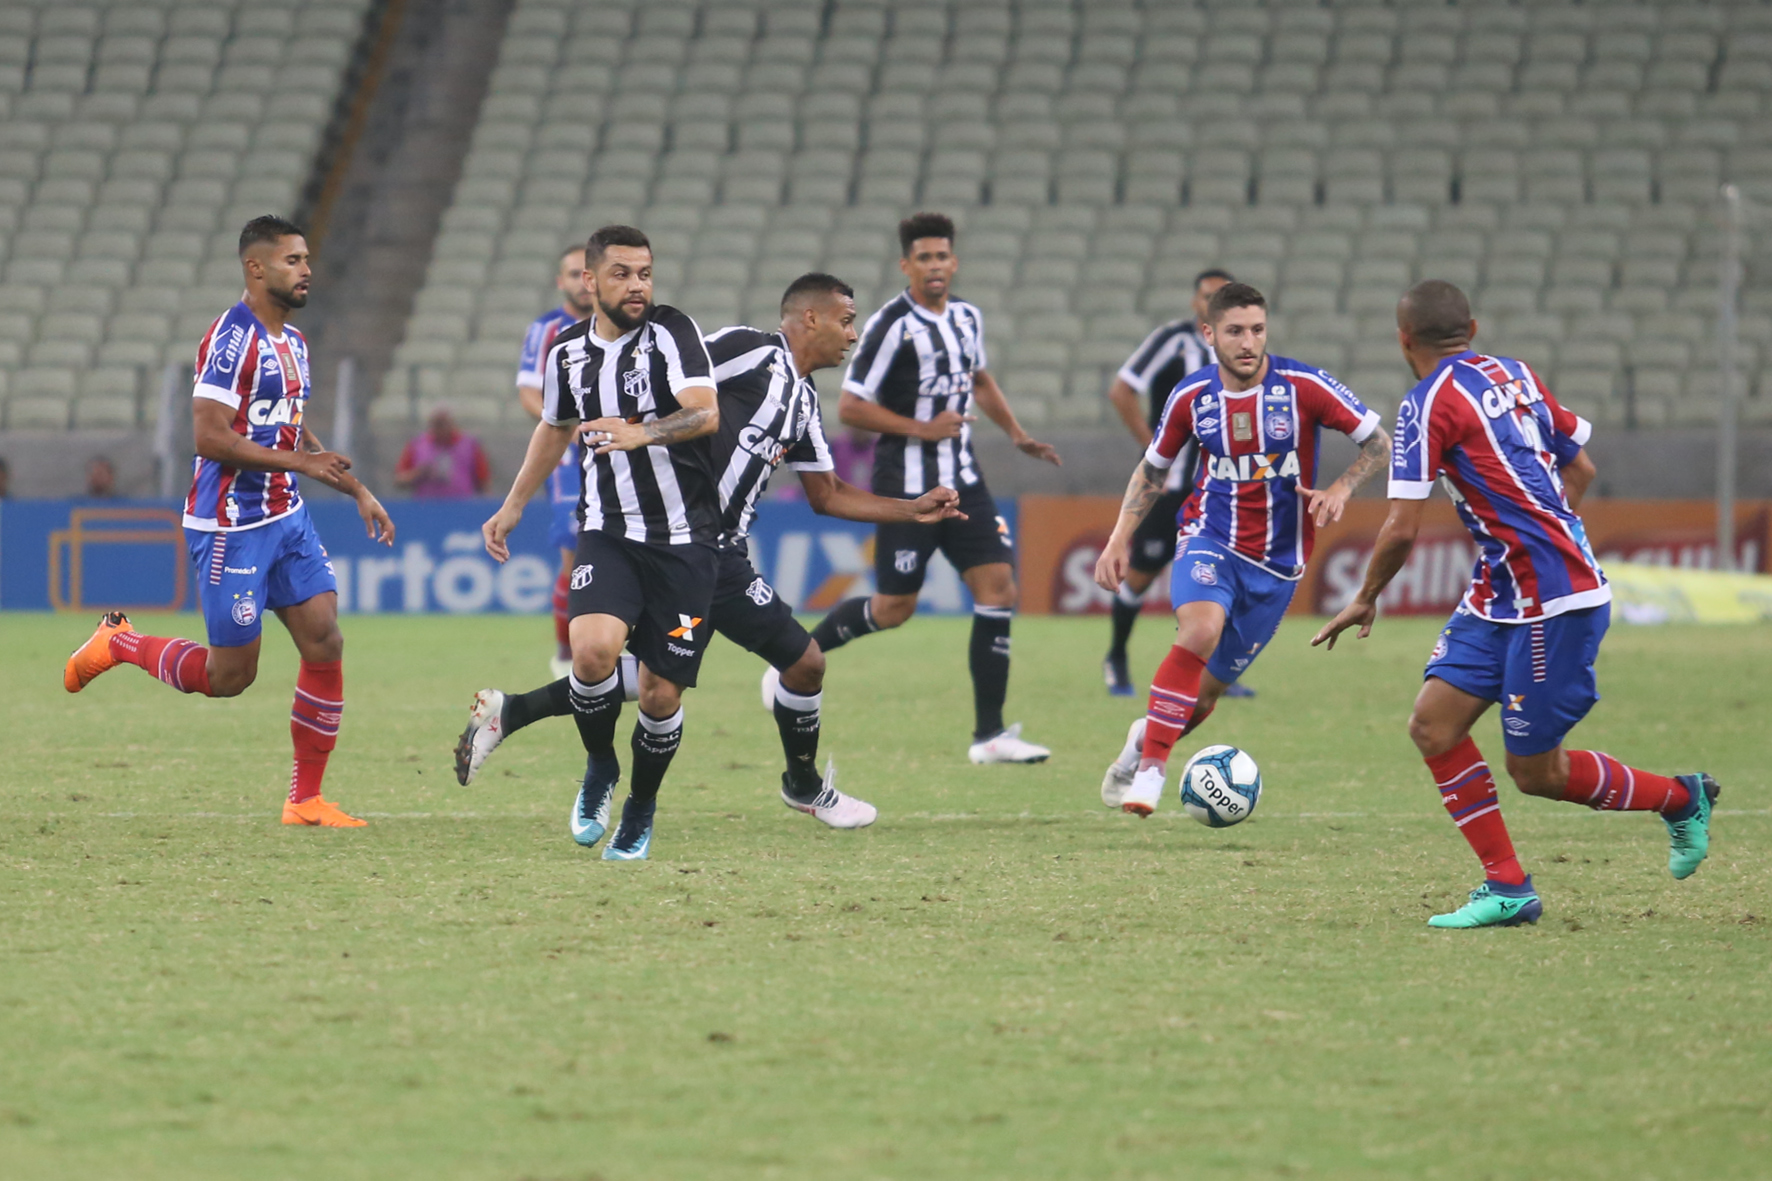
[516,245,594,680]
[458,274,963,828]
[1101,268,1233,698]
[481,225,720,861]
[63,216,397,828]
[1314,281,1719,928]
[809,212,1062,765]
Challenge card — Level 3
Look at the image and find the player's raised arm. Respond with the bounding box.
[972,369,1060,466]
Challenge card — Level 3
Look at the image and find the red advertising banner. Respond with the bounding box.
[1018,495,1771,617]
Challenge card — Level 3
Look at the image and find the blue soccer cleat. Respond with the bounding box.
[1103,654,1135,697]
[570,752,619,848]
[1428,876,1543,929]
[601,795,654,861]
[1665,773,1720,880]
[1224,681,1257,698]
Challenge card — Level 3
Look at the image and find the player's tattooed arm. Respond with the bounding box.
[1094,458,1166,591]
[582,386,719,453]
[1298,426,1392,528]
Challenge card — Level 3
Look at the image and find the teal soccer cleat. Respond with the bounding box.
[601,795,654,861]
[1428,876,1543,929]
[570,753,618,848]
[1665,773,1720,880]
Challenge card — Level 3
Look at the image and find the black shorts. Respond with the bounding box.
[567,530,718,688]
[1129,488,1189,576]
[710,543,813,671]
[873,480,1013,596]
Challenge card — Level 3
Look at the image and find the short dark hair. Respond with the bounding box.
[560,242,587,263]
[781,272,855,313]
[238,215,303,256]
[1194,268,1234,288]
[1399,280,1474,346]
[586,224,651,267]
[898,212,955,256]
[1204,281,1267,324]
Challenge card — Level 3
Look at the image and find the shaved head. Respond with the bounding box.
[1398,280,1474,347]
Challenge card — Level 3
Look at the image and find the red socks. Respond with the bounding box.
[552,569,572,659]
[1561,750,1690,815]
[1139,645,1207,772]
[109,631,213,696]
[1426,738,1526,885]
[289,660,343,804]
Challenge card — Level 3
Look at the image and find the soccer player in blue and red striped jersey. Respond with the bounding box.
[517,245,594,678]
[64,216,396,828]
[1095,282,1392,815]
[1315,280,1718,928]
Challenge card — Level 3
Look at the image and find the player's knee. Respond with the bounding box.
[638,681,683,717]
[782,643,825,694]
[1407,710,1456,756]
[306,628,343,663]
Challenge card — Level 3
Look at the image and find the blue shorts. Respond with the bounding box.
[1425,603,1609,756]
[547,448,580,554]
[185,509,338,648]
[1168,537,1297,685]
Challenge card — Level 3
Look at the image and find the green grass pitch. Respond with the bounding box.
[1,609,1767,1180]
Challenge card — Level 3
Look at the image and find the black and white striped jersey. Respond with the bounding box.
[541,304,719,546]
[841,290,988,497]
[704,325,834,545]
[1118,319,1214,493]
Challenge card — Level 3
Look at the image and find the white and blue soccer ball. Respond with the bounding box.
[1179,745,1262,828]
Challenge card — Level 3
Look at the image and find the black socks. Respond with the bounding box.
[502,677,572,735]
[629,706,684,806]
[810,596,878,653]
[1108,581,1142,661]
[568,670,623,758]
[970,605,1012,740]
[772,680,824,801]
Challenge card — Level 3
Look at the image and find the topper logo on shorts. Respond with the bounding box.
[745,577,774,606]
[230,594,257,625]
[996,516,1013,546]
[570,564,594,589]
[894,549,919,574]
[1190,561,1218,586]
[669,615,703,641]
[1506,693,1526,711]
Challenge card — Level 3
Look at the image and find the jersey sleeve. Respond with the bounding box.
[192,313,253,408]
[1115,323,1180,395]
[1297,366,1381,442]
[1142,385,1196,469]
[1526,364,1592,465]
[841,307,906,402]
[786,394,836,473]
[706,326,774,383]
[540,337,576,425]
[1387,383,1460,499]
[516,318,552,389]
[962,302,988,372]
[655,309,716,395]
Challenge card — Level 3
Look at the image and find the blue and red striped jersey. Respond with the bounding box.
[1389,350,1608,623]
[519,306,584,510]
[183,301,310,533]
[1147,355,1381,580]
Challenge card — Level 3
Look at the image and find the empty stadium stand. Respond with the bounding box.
[380,0,1772,440]
[0,0,373,431]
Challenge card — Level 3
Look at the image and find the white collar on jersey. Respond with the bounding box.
[902,290,961,323]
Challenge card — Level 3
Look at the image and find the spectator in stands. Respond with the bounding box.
[85,456,117,499]
[395,407,491,498]
[0,456,10,499]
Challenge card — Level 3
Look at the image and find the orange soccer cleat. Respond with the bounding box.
[64,611,133,693]
[281,796,368,828]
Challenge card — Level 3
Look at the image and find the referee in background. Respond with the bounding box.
[1101,268,1252,701]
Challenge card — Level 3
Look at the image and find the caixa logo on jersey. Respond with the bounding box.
[247,396,304,427]
[1480,379,1545,419]
[918,372,973,399]
[1205,451,1302,482]
[738,425,788,467]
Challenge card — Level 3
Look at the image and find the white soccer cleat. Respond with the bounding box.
[549,655,572,681]
[1121,765,1165,817]
[1101,716,1148,807]
[760,663,780,712]
[453,688,506,786]
[782,760,878,829]
[967,722,1051,765]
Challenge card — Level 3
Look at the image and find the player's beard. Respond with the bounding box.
[268,281,308,310]
[1225,349,1265,383]
[598,291,650,333]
